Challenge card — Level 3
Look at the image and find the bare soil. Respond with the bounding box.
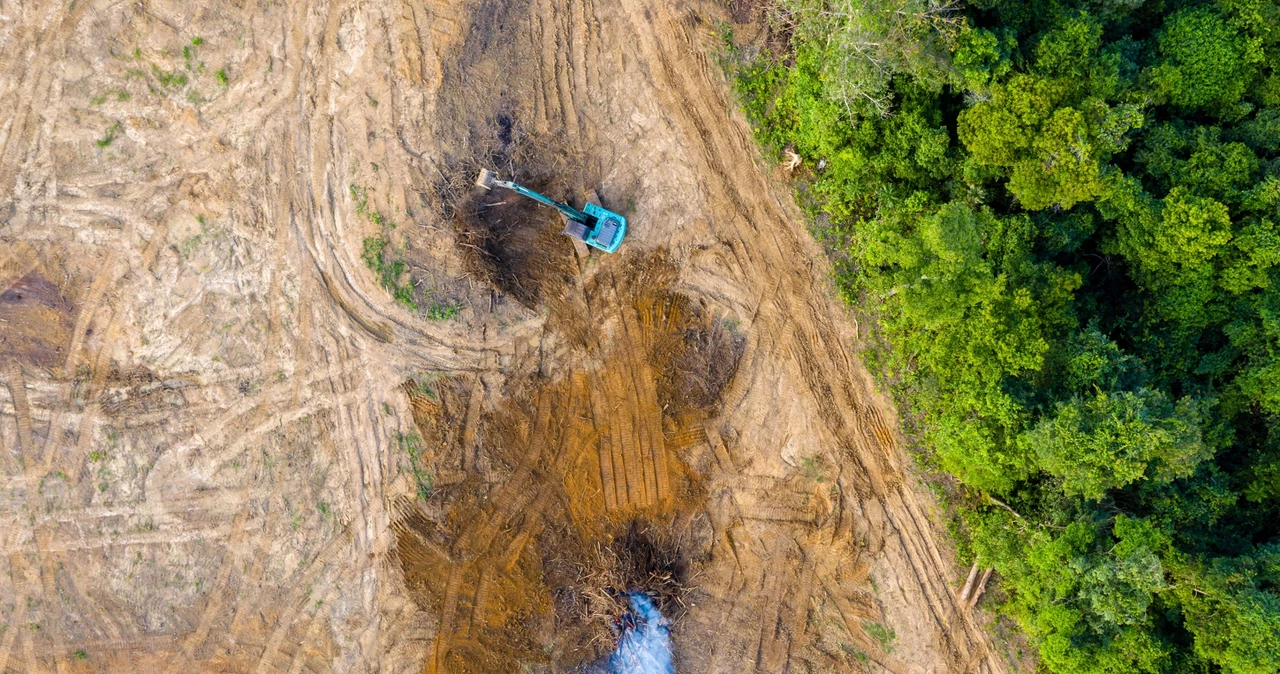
[0,0,1017,673]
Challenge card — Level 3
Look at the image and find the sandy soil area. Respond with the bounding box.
[0,0,1015,672]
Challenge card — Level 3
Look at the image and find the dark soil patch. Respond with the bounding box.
[453,164,579,309]
[621,253,748,418]
[1,272,76,368]
[428,0,599,309]
[612,519,693,618]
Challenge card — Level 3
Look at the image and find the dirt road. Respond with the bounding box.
[0,0,1012,672]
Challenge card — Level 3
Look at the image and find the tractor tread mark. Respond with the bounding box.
[3,362,32,463]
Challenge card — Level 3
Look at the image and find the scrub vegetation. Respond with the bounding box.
[738,1,1280,672]
[352,184,422,311]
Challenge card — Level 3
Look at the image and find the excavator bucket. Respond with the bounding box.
[474,168,498,190]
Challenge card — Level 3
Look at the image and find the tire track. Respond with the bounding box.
[2,361,32,463]
[459,369,484,472]
[612,2,1008,670]
[426,564,463,674]
[0,553,32,674]
[251,529,350,674]
[61,250,119,378]
[753,544,788,672]
[533,0,557,133]
[46,207,173,475]
[588,371,621,510]
[0,0,88,196]
[553,0,581,144]
[264,130,295,388]
[0,242,41,288]
[285,581,341,674]
[35,526,69,674]
[613,287,657,505]
[181,511,249,662]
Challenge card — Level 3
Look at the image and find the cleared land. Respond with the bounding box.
[0,0,1012,672]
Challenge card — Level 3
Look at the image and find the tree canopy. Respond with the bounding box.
[736,0,1280,671]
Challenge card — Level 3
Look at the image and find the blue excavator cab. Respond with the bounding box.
[475,169,627,253]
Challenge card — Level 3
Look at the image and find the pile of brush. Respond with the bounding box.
[577,520,693,652]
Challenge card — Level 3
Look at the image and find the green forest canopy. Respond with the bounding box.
[736,1,1280,672]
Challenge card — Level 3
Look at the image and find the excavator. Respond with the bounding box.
[474,169,626,253]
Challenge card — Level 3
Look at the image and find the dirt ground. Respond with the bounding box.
[0,0,1018,672]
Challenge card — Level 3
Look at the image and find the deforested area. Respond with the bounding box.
[730,0,1280,672]
[1,0,1033,673]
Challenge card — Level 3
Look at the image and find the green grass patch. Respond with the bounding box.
[350,184,388,228]
[152,65,188,89]
[839,642,869,663]
[352,184,463,318]
[863,621,895,653]
[397,431,433,502]
[360,235,416,310]
[411,374,439,399]
[426,301,463,321]
[95,122,122,148]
